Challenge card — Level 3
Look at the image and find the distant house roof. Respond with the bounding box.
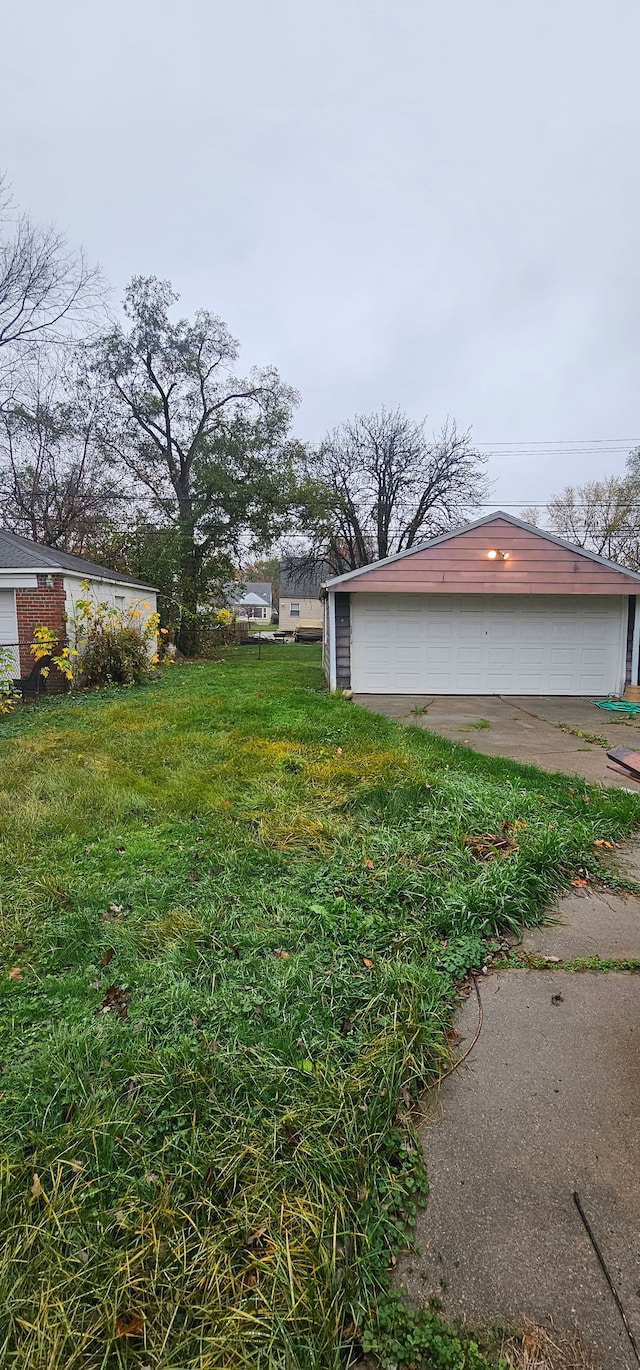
[228,581,272,608]
[0,528,157,590]
[280,558,331,599]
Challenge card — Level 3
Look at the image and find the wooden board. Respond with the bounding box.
[607,762,640,783]
[607,747,640,776]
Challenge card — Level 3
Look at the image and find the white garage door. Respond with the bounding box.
[350,593,628,695]
[0,590,20,677]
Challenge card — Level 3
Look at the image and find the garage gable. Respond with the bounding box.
[325,513,640,596]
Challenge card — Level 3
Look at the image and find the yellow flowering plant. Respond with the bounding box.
[30,626,78,681]
[0,645,19,714]
[34,583,163,689]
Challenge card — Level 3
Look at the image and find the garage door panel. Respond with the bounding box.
[0,590,19,676]
[350,594,627,695]
[427,647,457,667]
[458,646,486,666]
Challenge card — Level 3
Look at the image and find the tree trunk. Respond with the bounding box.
[175,512,201,657]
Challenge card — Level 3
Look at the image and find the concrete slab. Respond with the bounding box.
[353,694,640,789]
[617,845,640,885]
[523,887,640,960]
[397,971,640,1369]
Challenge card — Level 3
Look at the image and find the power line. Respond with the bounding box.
[475,438,640,447]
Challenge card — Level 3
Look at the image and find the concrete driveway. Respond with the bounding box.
[353,694,640,788]
[396,869,640,1368]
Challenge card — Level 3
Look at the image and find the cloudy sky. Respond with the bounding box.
[4,0,640,509]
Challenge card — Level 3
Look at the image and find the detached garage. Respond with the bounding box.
[322,513,640,697]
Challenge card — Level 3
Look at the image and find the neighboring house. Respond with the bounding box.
[0,528,158,685]
[279,558,330,637]
[228,582,273,623]
[322,512,640,696]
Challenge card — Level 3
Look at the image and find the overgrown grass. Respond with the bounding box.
[0,647,637,1369]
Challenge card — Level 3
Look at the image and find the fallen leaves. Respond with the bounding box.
[594,838,615,849]
[466,832,518,862]
[8,967,23,981]
[364,859,375,869]
[246,1225,268,1249]
[362,958,374,969]
[101,903,124,924]
[115,1312,145,1338]
[100,948,115,967]
[466,817,525,862]
[570,878,589,888]
[100,985,130,1019]
[273,948,290,959]
[31,1173,45,1200]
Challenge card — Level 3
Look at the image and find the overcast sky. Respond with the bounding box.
[3,0,640,509]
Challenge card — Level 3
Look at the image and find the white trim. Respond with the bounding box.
[328,590,337,691]
[0,572,39,588]
[60,570,156,593]
[0,563,155,593]
[322,511,640,590]
[632,596,640,688]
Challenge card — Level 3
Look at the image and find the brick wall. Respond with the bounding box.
[15,574,68,691]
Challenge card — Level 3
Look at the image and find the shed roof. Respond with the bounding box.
[0,528,157,590]
[323,512,640,594]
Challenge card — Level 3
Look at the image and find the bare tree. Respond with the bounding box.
[305,408,489,573]
[0,175,103,404]
[0,350,129,552]
[525,475,640,568]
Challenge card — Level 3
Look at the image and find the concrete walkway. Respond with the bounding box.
[397,871,640,1367]
[353,693,640,788]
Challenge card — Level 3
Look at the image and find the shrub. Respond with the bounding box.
[31,584,162,690]
[0,644,19,714]
[72,591,161,686]
[30,626,77,682]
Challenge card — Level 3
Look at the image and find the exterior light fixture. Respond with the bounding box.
[487,549,509,561]
[45,574,55,587]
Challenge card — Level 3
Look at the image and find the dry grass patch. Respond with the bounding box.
[500,1322,597,1370]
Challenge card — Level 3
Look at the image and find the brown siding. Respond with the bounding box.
[345,519,640,596]
[335,592,350,689]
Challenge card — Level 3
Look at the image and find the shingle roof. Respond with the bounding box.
[0,528,157,590]
[228,581,272,607]
[280,558,331,598]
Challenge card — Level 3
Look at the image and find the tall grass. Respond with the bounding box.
[0,649,636,1368]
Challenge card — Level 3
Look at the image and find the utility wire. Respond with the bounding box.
[475,438,640,447]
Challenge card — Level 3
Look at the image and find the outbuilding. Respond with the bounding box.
[322,512,640,697]
[0,529,158,686]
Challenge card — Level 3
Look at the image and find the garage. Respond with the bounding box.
[323,513,640,697]
[350,592,627,695]
[0,589,19,676]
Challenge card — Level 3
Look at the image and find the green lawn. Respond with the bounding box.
[0,647,637,1370]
